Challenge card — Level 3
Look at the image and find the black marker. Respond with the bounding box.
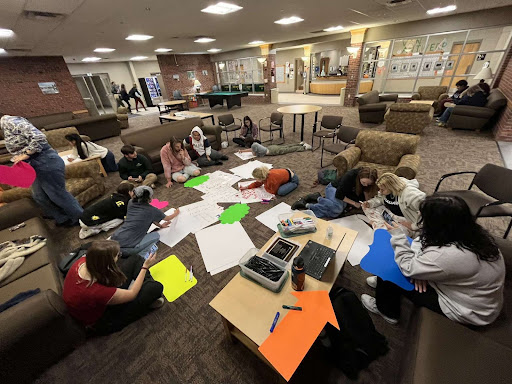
[282,305,302,311]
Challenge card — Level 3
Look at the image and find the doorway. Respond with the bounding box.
[295,59,304,92]
[73,74,115,116]
[441,41,481,88]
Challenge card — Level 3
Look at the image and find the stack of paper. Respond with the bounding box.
[234,151,256,161]
[229,160,273,179]
[195,222,255,275]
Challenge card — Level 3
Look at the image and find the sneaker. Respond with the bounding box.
[361,294,398,325]
[299,141,304,145]
[304,192,321,204]
[437,122,447,127]
[150,183,156,189]
[303,143,312,150]
[366,276,378,289]
[221,155,229,160]
[291,198,307,210]
[150,297,165,309]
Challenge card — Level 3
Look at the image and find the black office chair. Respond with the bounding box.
[259,112,284,143]
[218,114,242,144]
[320,126,360,168]
[434,163,512,238]
[212,84,220,92]
[312,115,343,150]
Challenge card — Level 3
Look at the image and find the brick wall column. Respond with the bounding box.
[344,28,367,107]
[493,43,512,142]
[262,54,276,103]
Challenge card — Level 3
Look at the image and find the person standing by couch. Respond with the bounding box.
[0,115,83,226]
[65,133,118,173]
[161,137,201,188]
[183,126,228,167]
[233,116,260,147]
[129,83,147,112]
[118,145,157,188]
[119,84,132,113]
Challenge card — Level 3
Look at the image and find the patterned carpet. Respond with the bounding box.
[35,102,507,384]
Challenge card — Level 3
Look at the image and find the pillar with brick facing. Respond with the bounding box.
[493,45,512,142]
[344,28,367,107]
[260,44,276,103]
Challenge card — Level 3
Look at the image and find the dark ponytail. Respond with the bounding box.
[65,133,90,160]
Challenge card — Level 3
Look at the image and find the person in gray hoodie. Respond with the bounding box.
[362,195,505,326]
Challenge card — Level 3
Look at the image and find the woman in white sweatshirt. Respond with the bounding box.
[65,133,117,172]
[362,195,505,326]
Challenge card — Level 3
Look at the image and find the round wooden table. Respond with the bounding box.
[277,105,322,141]
[157,100,188,114]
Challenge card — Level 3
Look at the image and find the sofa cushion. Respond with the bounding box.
[28,112,74,129]
[0,199,42,231]
[486,89,507,110]
[356,130,419,167]
[0,218,54,287]
[66,177,95,197]
[205,134,217,144]
[0,265,61,303]
[389,103,432,113]
[146,148,162,163]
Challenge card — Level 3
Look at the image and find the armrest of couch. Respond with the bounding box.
[379,93,399,102]
[201,125,222,150]
[0,186,32,203]
[0,290,85,383]
[333,146,361,177]
[451,105,496,119]
[359,103,387,112]
[395,154,420,180]
[438,93,449,101]
[411,93,421,100]
[0,198,42,231]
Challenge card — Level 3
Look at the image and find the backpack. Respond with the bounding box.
[319,287,389,380]
[317,169,338,185]
[58,242,93,276]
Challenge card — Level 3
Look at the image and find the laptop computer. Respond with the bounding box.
[298,234,346,280]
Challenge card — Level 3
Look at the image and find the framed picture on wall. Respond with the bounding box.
[434,61,444,70]
[391,64,399,73]
[410,62,419,71]
[202,70,208,76]
[422,62,432,71]
[401,63,410,72]
[445,60,455,70]
[187,71,196,80]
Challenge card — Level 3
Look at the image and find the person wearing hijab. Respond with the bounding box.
[160,137,201,188]
[183,126,228,167]
[111,186,179,258]
[0,115,83,226]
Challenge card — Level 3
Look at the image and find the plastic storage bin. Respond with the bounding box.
[239,248,289,293]
[277,210,318,238]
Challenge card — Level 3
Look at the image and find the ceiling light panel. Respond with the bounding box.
[0,48,6,54]
[155,48,173,52]
[208,48,222,53]
[201,2,243,15]
[323,26,344,32]
[195,37,216,43]
[94,48,115,52]
[82,57,101,62]
[275,16,304,25]
[427,5,456,15]
[130,56,148,60]
[126,34,154,41]
[0,28,14,37]
[249,40,265,45]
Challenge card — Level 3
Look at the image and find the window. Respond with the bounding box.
[215,57,264,93]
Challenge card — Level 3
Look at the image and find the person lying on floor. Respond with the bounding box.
[240,166,299,196]
[63,240,164,335]
[161,136,201,188]
[233,116,261,147]
[238,139,312,157]
[292,167,378,218]
[184,126,228,166]
[361,195,505,326]
[111,186,179,258]
[362,172,425,237]
[79,182,134,239]
[65,133,118,173]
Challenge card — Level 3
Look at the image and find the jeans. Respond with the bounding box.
[133,97,146,111]
[438,107,453,123]
[277,173,299,196]
[375,277,444,319]
[120,232,160,259]
[93,254,163,335]
[101,151,118,173]
[196,149,227,167]
[172,164,200,182]
[28,147,83,224]
[308,183,346,218]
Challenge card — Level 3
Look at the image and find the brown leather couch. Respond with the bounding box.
[0,205,85,383]
[447,88,507,131]
[357,91,399,123]
[399,238,512,384]
[121,117,222,174]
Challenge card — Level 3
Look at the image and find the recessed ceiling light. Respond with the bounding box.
[82,57,101,62]
[155,48,173,52]
[0,48,6,54]
[126,34,154,41]
[208,48,222,53]
[427,5,456,15]
[323,26,344,32]
[249,40,265,45]
[201,2,243,15]
[274,16,303,25]
[0,28,14,37]
[130,56,148,60]
[94,48,115,53]
[194,37,216,43]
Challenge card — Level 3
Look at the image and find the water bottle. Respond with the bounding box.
[326,225,333,240]
[291,257,305,291]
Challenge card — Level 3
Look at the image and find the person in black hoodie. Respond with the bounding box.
[120,84,132,113]
[437,82,490,127]
[129,83,147,112]
[79,183,134,239]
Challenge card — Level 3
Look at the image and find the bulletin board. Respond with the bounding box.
[276,66,285,83]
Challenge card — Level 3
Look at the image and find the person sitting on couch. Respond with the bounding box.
[78,182,134,239]
[117,145,158,188]
[361,195,505,326]
[161,137,201,188]
[183,126,228,167]
[436,79,469,116]
[437,82,490,127]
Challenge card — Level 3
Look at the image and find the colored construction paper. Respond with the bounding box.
[259,291,339,381]
[219,203,250,224]
[184,175,209,188]
[149,255,197,302]
[0,162,36,188]
[360,229,414,290]
[150,199,169,209]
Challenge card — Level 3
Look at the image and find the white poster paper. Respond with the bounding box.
[229,160,272,179]
[331,215,374,266]
[234,151,256,161]
[255,202,293,231]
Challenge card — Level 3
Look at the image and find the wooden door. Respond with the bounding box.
[441,42,481,87]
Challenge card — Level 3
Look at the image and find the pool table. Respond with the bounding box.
[201,91,249,109]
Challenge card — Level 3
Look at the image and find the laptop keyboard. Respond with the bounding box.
[302,242,335,278]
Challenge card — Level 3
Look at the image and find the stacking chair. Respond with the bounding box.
[434,163,512,238]
[218,114,242,144]
[312,115,343,150]
[259,112,284,143]
[173,90,183,100]
[320,126,360,168]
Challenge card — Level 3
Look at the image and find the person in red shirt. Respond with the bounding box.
[240,166,299,196]
[63,240,163,335]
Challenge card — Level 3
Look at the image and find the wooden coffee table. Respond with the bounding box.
[159,111,215,125]
[59,149,107,177]
[410,100,436,105]
[277,105,322,142]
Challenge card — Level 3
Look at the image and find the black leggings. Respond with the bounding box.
[93,254,163,335]
[375,277,444,319]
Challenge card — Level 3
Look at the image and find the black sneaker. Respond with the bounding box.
[215,161,223,165]
[304,192,321,204]
[291,198,307,210]
[221,155,229,160]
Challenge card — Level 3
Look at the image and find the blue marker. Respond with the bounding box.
[270,312,280,333]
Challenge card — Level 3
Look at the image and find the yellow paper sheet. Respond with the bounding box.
[150,255,197,302]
